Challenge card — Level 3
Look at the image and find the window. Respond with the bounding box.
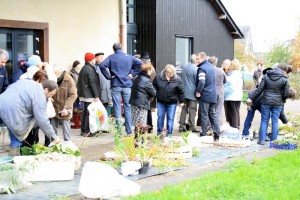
[126,0,135,23]
[176,36,193,69]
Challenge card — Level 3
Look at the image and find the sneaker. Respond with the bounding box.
[179,127,187,132]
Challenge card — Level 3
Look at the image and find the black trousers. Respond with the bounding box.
[224,101,241,129]
[81,102,91,134]
[147,109,153,131]
[22,126,40,147]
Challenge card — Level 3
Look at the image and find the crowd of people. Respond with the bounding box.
[0,43,296,156]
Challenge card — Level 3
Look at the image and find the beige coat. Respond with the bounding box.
[52,72,77,120]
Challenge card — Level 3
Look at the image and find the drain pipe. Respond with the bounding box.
[119,0,126,52]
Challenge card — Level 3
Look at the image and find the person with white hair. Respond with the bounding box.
[46,65,77,145]
[179,54,198,132]
[0,48,9,94]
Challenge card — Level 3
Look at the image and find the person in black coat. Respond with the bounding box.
[153,64,184,137]
[249,64,290,144]
[242,87,296,138]
[130,63,156,134]
[77,53,100,137]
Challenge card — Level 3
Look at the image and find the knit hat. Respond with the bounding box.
[24,55,42,67]
[85,53,95,61]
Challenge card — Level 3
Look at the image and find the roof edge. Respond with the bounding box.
[211,0,244,39]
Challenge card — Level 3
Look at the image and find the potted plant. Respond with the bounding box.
[270,134,299,150]
[136,133,161,174]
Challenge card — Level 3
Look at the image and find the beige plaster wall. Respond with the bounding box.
[0,0,121,70]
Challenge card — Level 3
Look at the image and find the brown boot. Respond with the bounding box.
[8,146,20,157]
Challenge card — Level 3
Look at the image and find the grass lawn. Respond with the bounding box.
[127,149,300,200]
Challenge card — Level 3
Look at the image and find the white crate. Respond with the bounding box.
[163,136,185,145]
[218,136,250,147]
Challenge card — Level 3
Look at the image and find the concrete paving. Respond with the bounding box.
[0,100,299,199]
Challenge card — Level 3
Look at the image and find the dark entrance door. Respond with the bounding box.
[127,34,137,55]
[0,28,38,80]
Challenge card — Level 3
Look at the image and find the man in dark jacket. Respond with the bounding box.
[195,52,220,141]
[179,54,198,132]
[0,49,9,94]
[100,43,142,135]
[77,53,100,137]
[250,64,290,144]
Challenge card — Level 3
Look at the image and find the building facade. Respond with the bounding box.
[0,0,242,80]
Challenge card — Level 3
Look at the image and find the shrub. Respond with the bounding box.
[289,73,300,99]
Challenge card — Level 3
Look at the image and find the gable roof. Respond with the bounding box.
[211,0,244,39]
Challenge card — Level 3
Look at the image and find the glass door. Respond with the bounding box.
[0,31,13,79]
[0,28,37,81]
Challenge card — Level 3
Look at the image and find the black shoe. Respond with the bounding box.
[257,141,265,145]
[200,133,207,137]
[83,132,95,137]
[179,127,187,132]
[191,128,199,132]
[213,134,219,141]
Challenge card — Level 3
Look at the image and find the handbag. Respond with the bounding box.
[47,98,56,118]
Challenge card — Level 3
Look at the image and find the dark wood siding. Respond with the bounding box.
[136,0,157,67]
[155,0,234,72]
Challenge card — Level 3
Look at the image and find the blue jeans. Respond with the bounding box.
[200,101,220,135]
[242,105,257,136]
[0,117,22,147]
[9,131,22,147]
[259,104,282,143]
[111,87,132,135]
[157,102,177,136]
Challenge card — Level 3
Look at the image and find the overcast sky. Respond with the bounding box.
[222,0,300,52]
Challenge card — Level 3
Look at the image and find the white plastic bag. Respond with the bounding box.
[47,98,56,118]
[88,101,108,133]
[79,162,141,199]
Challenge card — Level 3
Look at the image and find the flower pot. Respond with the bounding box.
[138,161,150,174]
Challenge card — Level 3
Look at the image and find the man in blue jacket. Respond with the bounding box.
[100,43,142,135]
[0,49,9,94]
[195,52,220,141]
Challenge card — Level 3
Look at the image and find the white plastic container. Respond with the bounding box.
[14,154,75,181]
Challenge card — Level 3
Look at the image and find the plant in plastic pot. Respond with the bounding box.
[138,161,150,174]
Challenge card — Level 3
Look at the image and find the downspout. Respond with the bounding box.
[119,0,127,52]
